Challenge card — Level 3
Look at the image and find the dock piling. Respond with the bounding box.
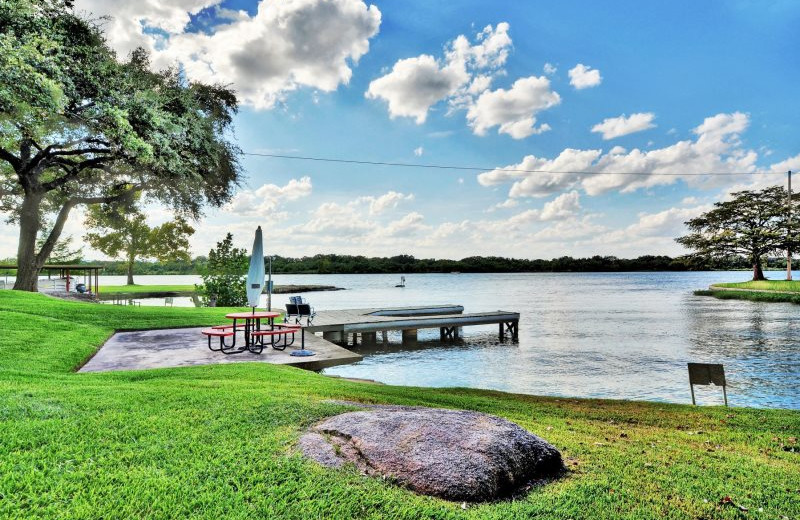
[401,329,418,343]
[499,321,519,341]
[439,326,459,341]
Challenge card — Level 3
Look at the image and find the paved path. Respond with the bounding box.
[79,327,362,373]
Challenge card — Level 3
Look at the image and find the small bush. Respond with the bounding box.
[195,233,248,307]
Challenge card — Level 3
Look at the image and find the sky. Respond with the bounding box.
[3,0,800,260]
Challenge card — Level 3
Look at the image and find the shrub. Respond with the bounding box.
[195,233,248,307]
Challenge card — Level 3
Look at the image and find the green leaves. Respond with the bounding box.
[196,233,249,307]
[1,0,241,287]
[676,185,800,280]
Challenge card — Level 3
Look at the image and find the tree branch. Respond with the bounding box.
[40,157,114,192]
[35,198,77,265]
[49,147,113,157]
[0,147,21,170]
[69,184,144,205]
[27,138,113,174]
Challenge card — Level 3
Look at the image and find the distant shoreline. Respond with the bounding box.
[36,253,787,276]
[97,284,344,299]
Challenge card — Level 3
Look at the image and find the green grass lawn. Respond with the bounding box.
[0,291,798,519]
[697,289,800,304]
[713,280,800,293]
[702,280,800,304]
[100,284,196,294]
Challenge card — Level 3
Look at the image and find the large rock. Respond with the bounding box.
[299,405,563,502]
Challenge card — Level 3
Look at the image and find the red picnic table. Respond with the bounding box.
[201,311,303,355]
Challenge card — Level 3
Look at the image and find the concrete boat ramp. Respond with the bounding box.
[79,305,520,374]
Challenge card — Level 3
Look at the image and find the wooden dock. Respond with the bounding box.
[306,304,519,344]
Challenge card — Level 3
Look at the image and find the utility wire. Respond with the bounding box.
[242,151,780,177]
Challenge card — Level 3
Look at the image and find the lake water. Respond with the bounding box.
[92,271,800,409]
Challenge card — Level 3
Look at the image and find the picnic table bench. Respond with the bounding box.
[202,312,304,355]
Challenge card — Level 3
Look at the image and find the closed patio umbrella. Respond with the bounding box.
[246,226,265,311]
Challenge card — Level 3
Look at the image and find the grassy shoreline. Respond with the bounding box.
[699,280,800,304]
[1,290,798,518]
[713,280,800,292]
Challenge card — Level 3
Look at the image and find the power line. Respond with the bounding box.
[242,151,779,177]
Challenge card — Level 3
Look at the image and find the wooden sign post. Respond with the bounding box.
[687,363,728,406]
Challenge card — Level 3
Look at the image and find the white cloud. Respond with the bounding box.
[414,146,424,157]
[365,54,467,123]
[224,177,312,217]
[768,154,800,174]
[304,201,372,237]
[583,205,711,253]
[479,112,762,198]
[367,23,566,139]
[75,0,220,58]
[377,212,428,237]
[78,0,382,109]
[366,23,511,124]
[543,62,557,75]
[478,148,602,197]
[466,75,560,139]
[568,63,602,89]
[356,191,415,215]
[591,112,656,140]
[539,191,581,220]
[533,215,607,242]
[487,198,519,212]
[481,192,583,231]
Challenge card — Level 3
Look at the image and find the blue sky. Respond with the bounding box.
[3,0,798,260]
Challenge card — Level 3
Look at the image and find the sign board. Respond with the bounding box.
[687,363,728,406]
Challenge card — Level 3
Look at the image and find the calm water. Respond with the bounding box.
[93,271,799,409]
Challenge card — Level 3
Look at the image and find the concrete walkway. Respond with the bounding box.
[79,327,362,373]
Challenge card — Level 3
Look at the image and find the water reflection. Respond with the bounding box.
[685,295,800,408]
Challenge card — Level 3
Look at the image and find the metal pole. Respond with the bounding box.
[788,170,793,281]
[267,256,272,311]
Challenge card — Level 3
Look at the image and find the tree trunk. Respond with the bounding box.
[13,193,77,292]
[752,259,766,281]
[13,193,43,291]
[126,258,135,285]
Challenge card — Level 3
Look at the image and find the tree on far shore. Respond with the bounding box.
[85,202,194,285]
[0,0,240,291]
[676,186,800,281]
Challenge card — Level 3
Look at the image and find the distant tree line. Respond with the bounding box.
[62,253,790,276]
[268,254,753,273]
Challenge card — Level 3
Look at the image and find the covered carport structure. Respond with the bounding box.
[0,264,104,294]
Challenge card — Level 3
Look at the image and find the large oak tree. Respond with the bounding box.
[676,185,800,281]
[0,0,241,290]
